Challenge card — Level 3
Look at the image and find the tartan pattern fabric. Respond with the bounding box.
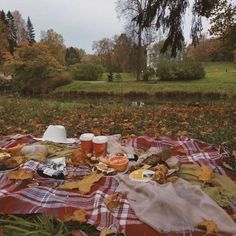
[128,136,227,175]
[0,135,234,236]
[0,160,141,233]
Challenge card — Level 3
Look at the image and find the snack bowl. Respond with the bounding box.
[108,154,129,172]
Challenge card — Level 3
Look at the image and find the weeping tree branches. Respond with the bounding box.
[132,0,234,57]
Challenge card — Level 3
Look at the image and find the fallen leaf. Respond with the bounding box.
[195,166,213,183]
[104,193,121,211]
[7,169,33,180]
[198,219,218,235]
[176,130,188,136]
[72,231,81,236]
[64,209,88,223]
[72,230,84,236]
[231,213,236,221]
[13,156,26,165]
[99,228,112,236]
[0,227,3,236]
[59,172,103,194]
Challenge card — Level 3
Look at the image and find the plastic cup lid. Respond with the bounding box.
[92,136,108,144]
[80,133,94,141]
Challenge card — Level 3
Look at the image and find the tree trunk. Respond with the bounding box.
[136,26,142,81]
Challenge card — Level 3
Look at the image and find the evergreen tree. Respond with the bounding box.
[0,10,8,25]
[6,11,17,54]
[26,17,35,45]
[0,10,10,64]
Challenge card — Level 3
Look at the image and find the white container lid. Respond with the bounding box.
[80,133,94,141]
[92,136,108,144]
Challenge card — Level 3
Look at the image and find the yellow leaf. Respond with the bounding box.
[99,228,112,236]
[59,172,103,194]
[64,209,87,223]
[198,219,218,235]
[104,193,120,211]
[195,166,213,183]
[7,169,33,180]
[176,130,188,136]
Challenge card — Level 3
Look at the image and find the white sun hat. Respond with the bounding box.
[35,125,76,144]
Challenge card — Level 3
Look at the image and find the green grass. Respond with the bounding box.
[55,62,236,95]
[0,96,235,147]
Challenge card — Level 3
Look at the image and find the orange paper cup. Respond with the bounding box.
[92,136,108,158]
[80,133,94,156]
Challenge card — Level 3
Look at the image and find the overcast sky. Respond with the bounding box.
[0,0,210,53]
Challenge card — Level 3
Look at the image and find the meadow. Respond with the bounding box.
[55,62,236,96]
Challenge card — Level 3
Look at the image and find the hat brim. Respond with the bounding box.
[34,137,76,144]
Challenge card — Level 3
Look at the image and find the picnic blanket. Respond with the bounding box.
[0,134,235,236]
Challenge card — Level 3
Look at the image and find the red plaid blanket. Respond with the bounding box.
[0,135,235,236]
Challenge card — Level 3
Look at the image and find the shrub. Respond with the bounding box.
[70,63,104,81]
[142,67,156,81]
[4,43,64,95]
[107,72,114,82]
[114,73,123,81]
[156,60,205,81]
[25,72,73,94]
[14,44,63,81]
[0,78,12,93]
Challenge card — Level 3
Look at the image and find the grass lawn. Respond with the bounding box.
[55,62,236,95]
[0,96,235,148]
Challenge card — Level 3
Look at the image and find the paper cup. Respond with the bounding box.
[92,136,108,158]
[80,133,94,156]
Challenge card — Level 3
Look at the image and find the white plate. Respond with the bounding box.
[129,169,155,182]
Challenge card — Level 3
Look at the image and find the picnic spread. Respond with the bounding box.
[0,125,236,236]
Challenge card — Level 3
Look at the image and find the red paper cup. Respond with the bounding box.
[80,133,94,156]
[92,136,108,158]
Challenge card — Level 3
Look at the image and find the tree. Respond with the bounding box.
[0,20,10,64]
[65,47,85,66]
[116,0,153,80]
[4,43,63,94]
[187,36,222,61]
[0,10,8,25]
[132,0,230,57]
[92,38,115,72]
[209,0,236,61]
[40,29,66,65]
[6,11,17,54]
[147,39,186,69]
[12,11,28,44]
[26,17,35,45]
[113,33,133,72]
